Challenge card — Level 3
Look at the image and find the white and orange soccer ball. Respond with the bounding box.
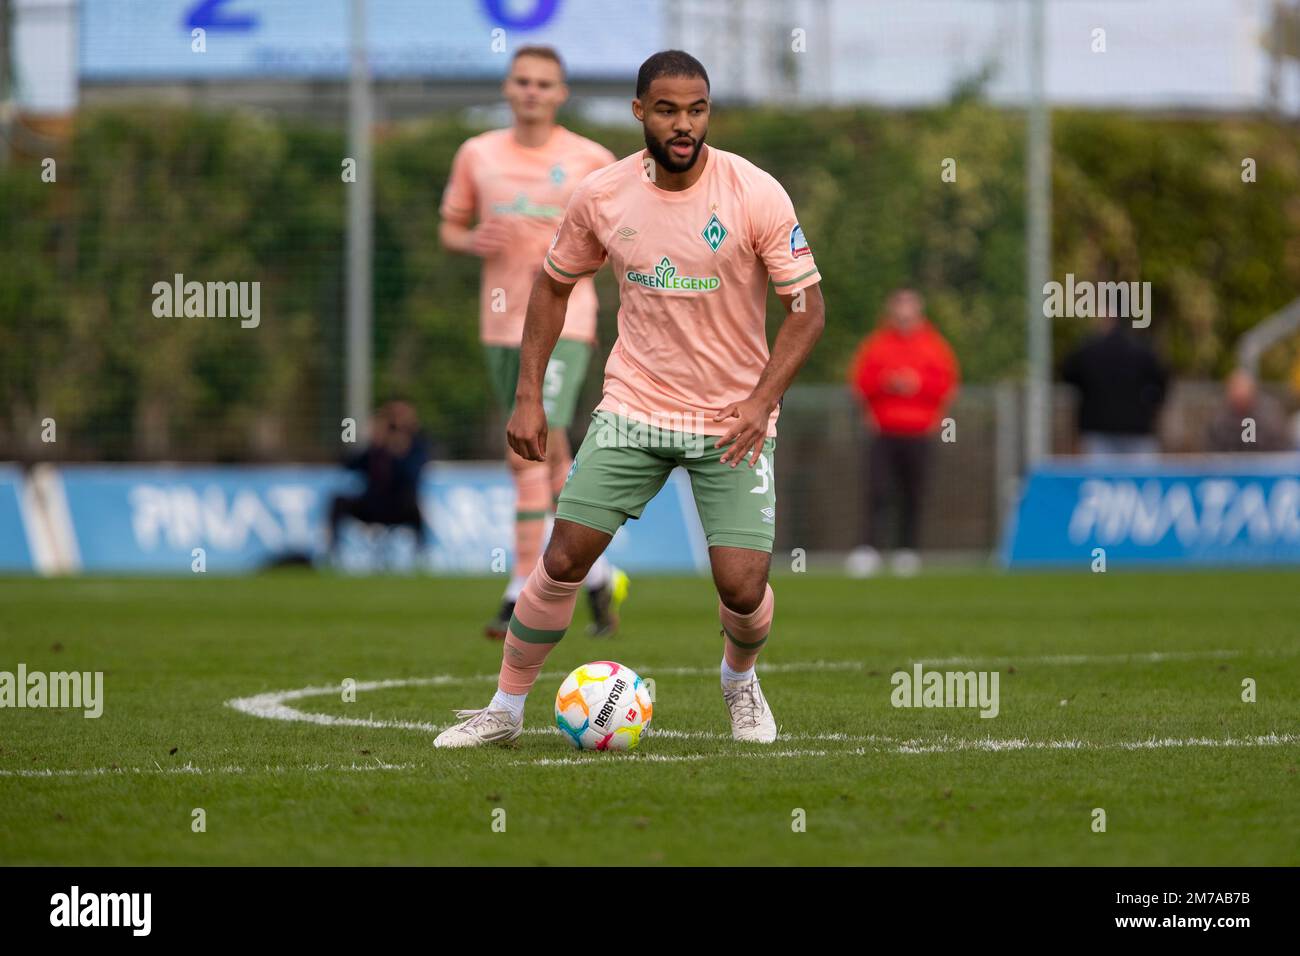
[554,661,653,751]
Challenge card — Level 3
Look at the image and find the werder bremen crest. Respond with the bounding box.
[701,212,728,252]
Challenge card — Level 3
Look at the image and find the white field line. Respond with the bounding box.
[891,732,1300,754]
[223,648,1255,735]
[7,733,1296,779]
[224,665,888,736]
[526,750,838,767]
[914,650,1243,667]
[517,733,1300,766]
[6,653,1286,780]
[7,732,1297,777]
[0,761,420,779]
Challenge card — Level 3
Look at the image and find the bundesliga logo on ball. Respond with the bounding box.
[554,661,653,751]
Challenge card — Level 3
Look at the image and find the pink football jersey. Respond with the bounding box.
[544,147,821,437]
[441,126,615,346]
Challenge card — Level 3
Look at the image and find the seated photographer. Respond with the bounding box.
[327,400,430,557]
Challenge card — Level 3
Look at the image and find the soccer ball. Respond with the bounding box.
[554,661,653,751]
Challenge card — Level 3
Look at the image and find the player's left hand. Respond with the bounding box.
[713,397,770,468]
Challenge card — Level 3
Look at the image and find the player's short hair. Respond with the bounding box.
[511,45,566,80]
[636,50,710,100]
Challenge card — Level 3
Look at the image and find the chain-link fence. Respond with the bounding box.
[768,379,1298,557]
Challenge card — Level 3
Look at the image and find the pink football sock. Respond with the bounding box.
[498,560,582,695]
[719,584,774,675]
[509,452,551,583]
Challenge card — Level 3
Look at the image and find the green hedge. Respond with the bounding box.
[2,103,1297,460]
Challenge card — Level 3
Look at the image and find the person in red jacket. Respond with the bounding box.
[846,289,959,576]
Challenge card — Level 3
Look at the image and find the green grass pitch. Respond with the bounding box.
[1,570,1296,866]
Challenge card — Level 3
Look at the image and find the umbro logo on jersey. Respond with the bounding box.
[760,507,775,524]
[701,212,728,252]
[617,226,638,240]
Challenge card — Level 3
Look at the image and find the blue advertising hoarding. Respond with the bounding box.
[1003,456,1300,569]
[51,462,707,574]
[0,466,37,572]
[80,0,664,80]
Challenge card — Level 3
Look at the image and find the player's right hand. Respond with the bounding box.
[469,219,512,257]
[507,398,548,462]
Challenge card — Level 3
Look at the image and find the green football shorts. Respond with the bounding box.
[484,338,592,430]
[555,411,777,552]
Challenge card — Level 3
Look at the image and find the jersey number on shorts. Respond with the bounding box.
[749,454,772,495]
[543,359,566,398]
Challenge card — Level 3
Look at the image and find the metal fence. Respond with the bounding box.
[768,379,1297,557]
[2,344,1294,558]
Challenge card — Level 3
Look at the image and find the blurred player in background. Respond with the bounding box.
[439,45,627,638]
[435,50,826,749]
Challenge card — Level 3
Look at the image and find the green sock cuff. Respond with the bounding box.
[508,613,566,645]
[722,625,768,650]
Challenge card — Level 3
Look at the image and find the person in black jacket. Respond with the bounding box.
[1061,314,1169,459]
[327,400,430,556]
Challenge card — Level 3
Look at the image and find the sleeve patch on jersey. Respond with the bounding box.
[789,223,811,259]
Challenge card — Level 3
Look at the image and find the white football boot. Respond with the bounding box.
[722,676,778,743]
[433,707,523,749]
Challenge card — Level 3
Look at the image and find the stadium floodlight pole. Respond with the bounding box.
[0,0,10,169]
[346,0,374,442]
[1024,0,1052,465]
[665,0,681,49]
[816,0,833,104]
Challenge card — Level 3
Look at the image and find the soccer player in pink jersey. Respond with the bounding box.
[439,46,627,639]
[435,50,824,748]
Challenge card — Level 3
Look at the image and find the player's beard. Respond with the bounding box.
[644,128,706,174]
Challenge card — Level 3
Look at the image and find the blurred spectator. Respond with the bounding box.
[1206,369,1289,452]
[1061,312,1169,459]
[845,289,959,577]
[327,400,430,557]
